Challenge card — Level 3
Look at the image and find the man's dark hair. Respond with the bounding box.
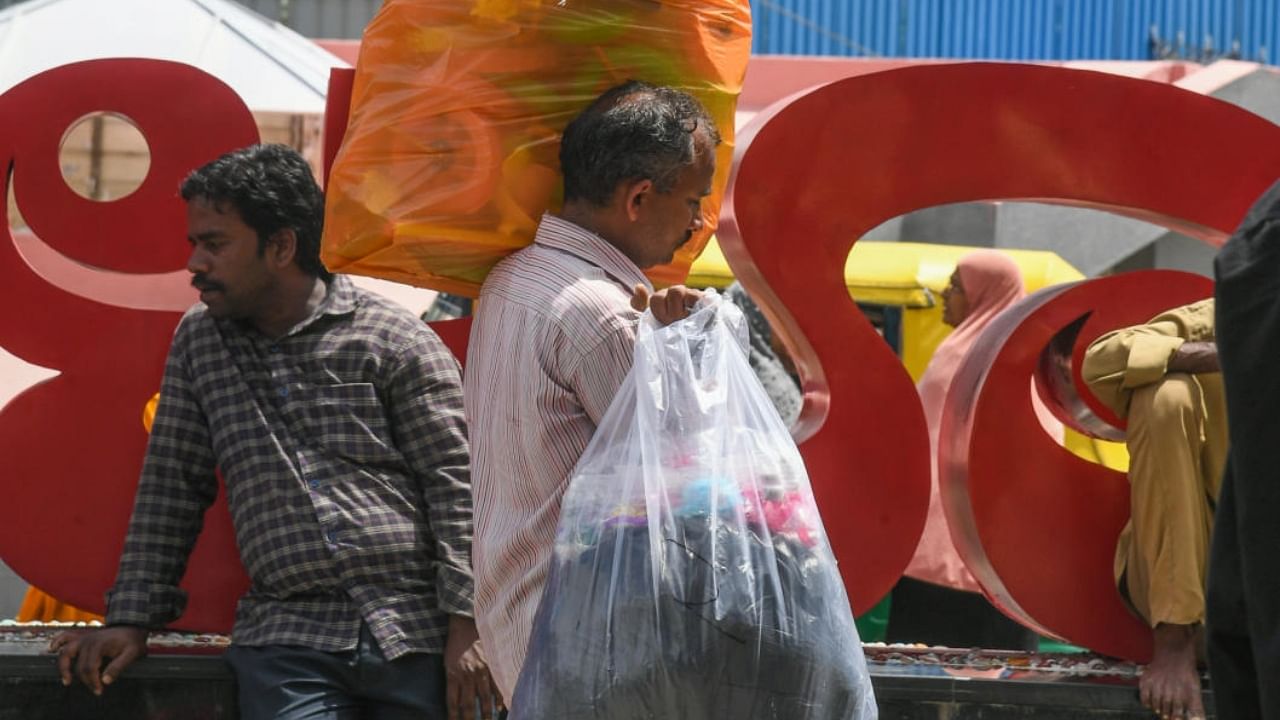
[560,81,721,207]
[181,144,330,280]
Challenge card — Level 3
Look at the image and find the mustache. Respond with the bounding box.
[191,275,224,292]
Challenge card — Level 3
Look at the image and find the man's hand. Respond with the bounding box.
[50,625,148,696]
[1168,342,1219,374]
[631,284,703,326]
[443,615,502,720]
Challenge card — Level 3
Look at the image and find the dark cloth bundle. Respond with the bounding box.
[516,519,867,719]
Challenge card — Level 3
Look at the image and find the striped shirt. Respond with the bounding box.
[465,214,650,696]
[106,275,474,660]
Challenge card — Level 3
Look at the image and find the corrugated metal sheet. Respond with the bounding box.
[0,0,1271,60]
[751,0,1277,64]
[0,0,370,38]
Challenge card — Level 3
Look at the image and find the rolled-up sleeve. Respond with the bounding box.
[1082,323,1186,420]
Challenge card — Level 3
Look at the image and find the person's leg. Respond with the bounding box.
[1123,374,1213,719]
[883,576,1034,650]
[225,644,361,720]
[352,625,450,720]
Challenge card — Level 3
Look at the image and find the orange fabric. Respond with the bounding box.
[905,251,1057,591]
[16,586,102,623]
[142,392,160,433]
[323,0,752,297]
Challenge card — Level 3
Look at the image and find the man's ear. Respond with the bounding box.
[622,179,654,222]
[265,228,298,269]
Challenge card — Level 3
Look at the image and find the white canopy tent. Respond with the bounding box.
[0,0,345,114]
[4,0,347,203]
[0,0,349,208]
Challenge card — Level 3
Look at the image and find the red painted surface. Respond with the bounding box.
[943,273,1213,663]
[0,59,259,631]
[716,61,1279,649]
[427,316,473,368]
[323,68,356,187]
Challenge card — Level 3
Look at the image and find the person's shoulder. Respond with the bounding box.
[551,276,636,333]
[484,243,582,300]
[351,285,421,325]
[487,245,632,319]
[348,286,453,355]
[171,304,216,347]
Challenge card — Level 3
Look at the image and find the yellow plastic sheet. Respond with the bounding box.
[323,0,752,296]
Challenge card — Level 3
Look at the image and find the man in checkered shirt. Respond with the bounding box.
[52,144,498,720]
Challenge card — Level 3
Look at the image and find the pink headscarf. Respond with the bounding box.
[906,251,1025,592]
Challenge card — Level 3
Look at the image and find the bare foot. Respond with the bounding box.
[1140,623,1204,719]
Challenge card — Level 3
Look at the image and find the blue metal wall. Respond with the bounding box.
[750,0,1276,64]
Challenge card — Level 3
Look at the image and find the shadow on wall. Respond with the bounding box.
[0,561,27,618]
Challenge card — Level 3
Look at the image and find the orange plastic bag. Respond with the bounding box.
[322,0,752,297]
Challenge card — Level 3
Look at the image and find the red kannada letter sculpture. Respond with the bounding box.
[718,62,1280,652]
[0,59,259,630]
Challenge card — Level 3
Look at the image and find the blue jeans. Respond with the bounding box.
[225,624,447,720]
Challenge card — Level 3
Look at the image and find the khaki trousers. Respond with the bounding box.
[1115,373,1226,627]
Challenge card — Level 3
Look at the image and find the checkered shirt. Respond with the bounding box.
[105,276,474,659]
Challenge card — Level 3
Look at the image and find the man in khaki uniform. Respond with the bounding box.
[1083,298,1224,720]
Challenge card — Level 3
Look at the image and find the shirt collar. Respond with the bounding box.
[317,275,359,318]
[286,275,358,336]
[534,214,653,293]
[219,275,358,340]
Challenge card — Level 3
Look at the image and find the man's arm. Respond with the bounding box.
[571,322,638,425]
[1082,322,1189,419]
[387,331,474,616]
[1167,341,1219,374]
[571,285,703,424]
[106,332,220,627]
[387,329,497,715]
[54,323,219,692]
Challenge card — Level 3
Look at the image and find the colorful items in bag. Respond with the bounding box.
[676,476,742,519]
[601,504,647,530]
[746,488,819,547]
[322,0,752,296]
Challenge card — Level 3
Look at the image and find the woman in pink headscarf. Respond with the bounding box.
[886,250,1049,650]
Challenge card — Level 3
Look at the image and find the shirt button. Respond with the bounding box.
[269,344,281,353]
[309,479,321,489]
[278,386,289,398]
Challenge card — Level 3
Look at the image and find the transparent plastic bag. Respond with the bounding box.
[512,291,877,719]
[321,0,751,296]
